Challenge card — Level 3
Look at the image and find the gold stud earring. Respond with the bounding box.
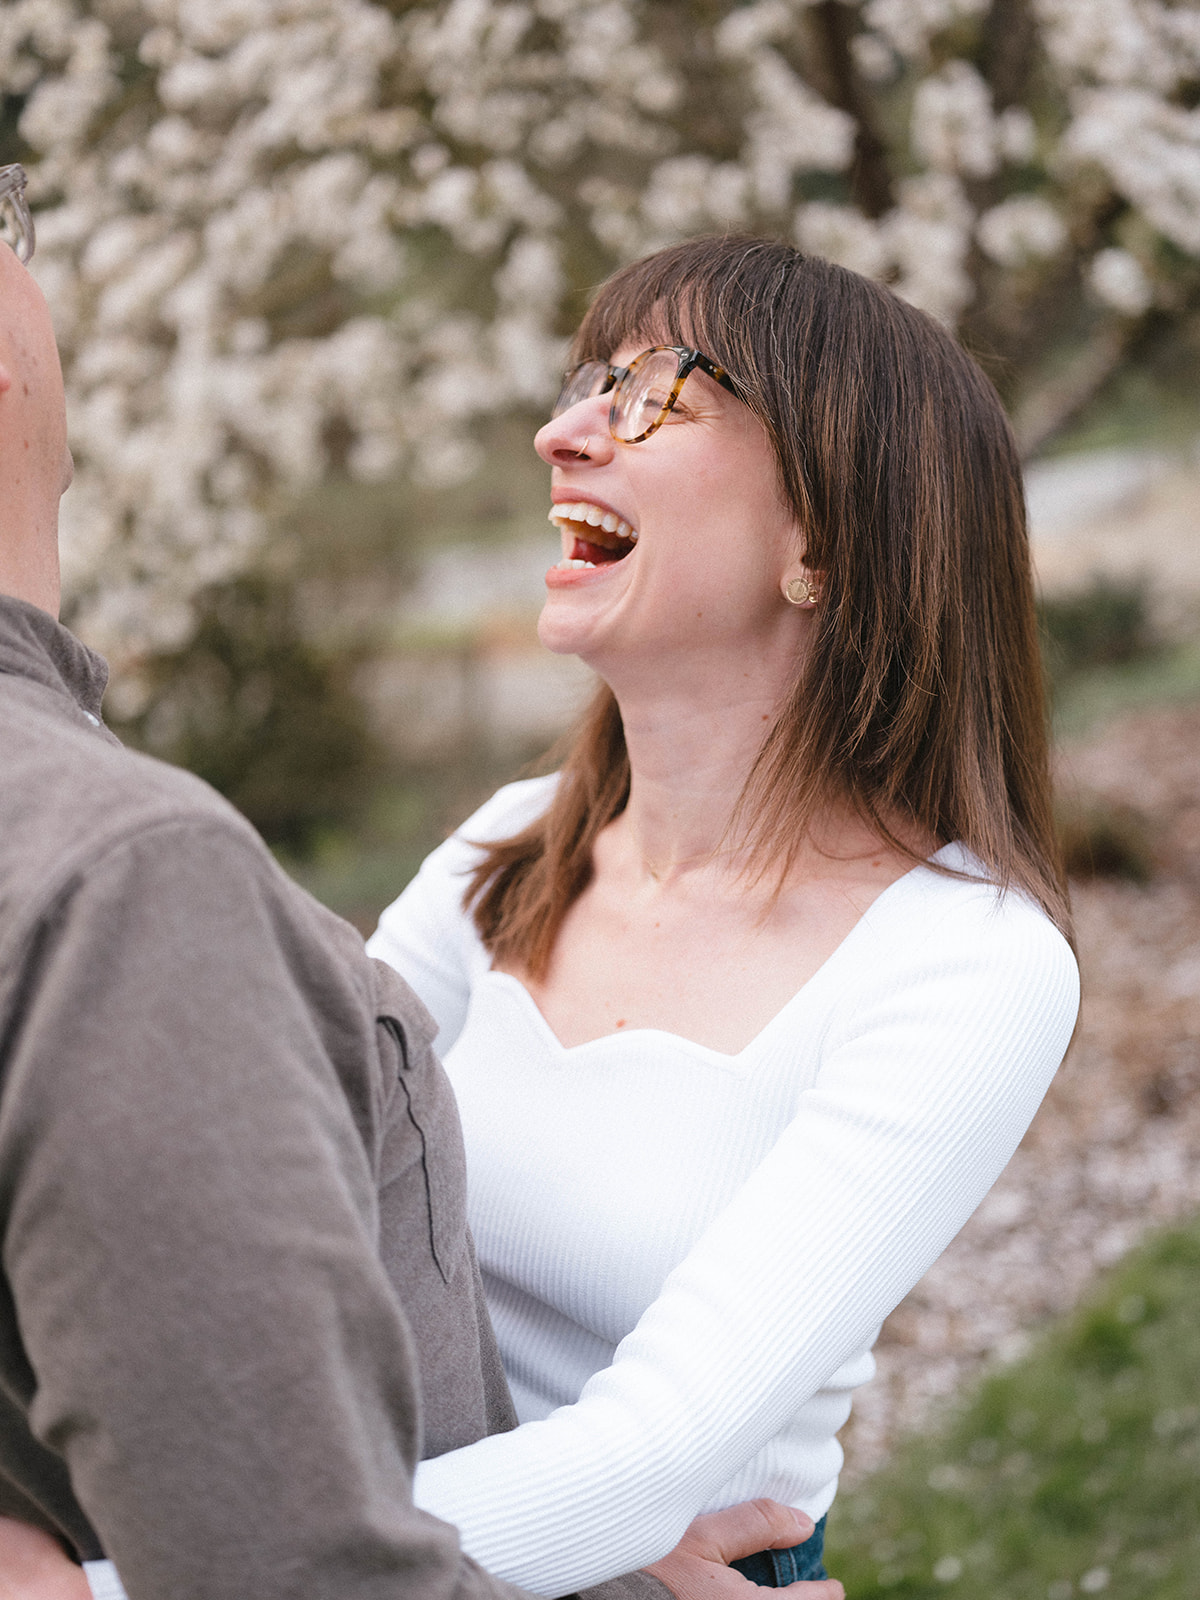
[784,574,819,606]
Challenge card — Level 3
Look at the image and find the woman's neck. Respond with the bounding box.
[607,677,927,892]
[610,677,785,886]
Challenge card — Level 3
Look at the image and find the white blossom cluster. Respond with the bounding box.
[5,0,1197,656]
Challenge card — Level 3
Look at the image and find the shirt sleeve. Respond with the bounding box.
[367,777,558,1055]
[0,816,532,1600]
[411,889,1080,1596]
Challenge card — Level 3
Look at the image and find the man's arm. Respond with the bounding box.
[0,817,529,1600]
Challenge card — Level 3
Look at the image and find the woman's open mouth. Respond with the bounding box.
[548,502,639,568]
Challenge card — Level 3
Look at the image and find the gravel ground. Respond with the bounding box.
[839,704,1200,1483]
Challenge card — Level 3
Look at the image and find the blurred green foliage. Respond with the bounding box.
[1039,335,1200,460]
[1049,637,1200,745]
[279,742,545,936]
[826,1217,1200,1597]
[1038,573,1176,882]
[1039,575,1160,689]
[112,571,384,855]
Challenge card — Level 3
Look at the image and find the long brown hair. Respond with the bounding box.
[470,236,1069,975]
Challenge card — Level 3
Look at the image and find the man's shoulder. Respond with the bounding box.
[0,677,269,929]
[0,678,384,1075]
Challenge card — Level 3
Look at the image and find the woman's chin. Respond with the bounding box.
[536,599,598,659]
[536,570,623,659]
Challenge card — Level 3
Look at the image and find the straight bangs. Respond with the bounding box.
[571,240,781,422]
[571,247,737,363]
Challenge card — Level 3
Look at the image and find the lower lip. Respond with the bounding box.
[544,556,629,589]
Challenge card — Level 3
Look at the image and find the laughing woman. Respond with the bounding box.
[367,237,1079,1592]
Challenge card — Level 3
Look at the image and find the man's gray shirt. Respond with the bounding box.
[0,596,663,1600]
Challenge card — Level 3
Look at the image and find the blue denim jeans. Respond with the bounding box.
[729,1515,828,1586]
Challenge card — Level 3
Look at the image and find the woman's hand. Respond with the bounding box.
[0,1519,91,1600]
[646,1500,844,1599]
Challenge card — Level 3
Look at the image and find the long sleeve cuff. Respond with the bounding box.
[83,1561,128,1600]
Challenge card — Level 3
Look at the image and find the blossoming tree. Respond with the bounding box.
[4,0,1199,657]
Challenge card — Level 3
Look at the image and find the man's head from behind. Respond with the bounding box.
[0,164,72,617]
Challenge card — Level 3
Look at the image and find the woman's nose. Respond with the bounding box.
[534,397,615,467]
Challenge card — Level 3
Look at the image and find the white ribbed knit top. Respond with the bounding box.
[367,777,1079,1597]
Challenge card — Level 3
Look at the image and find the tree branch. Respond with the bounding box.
[1012,321,1134,458]
[808,1,895,218]
[978,0,1037,112]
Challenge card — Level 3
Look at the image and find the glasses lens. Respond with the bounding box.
[0,173,33,264]
[552,360,609,419]
[611,349,684,442]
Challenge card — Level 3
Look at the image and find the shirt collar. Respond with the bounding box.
[0,593,109,724]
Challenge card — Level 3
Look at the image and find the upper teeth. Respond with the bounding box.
[548,503,638,542]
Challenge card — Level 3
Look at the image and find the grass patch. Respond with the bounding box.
[825,1218,1200,1597]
